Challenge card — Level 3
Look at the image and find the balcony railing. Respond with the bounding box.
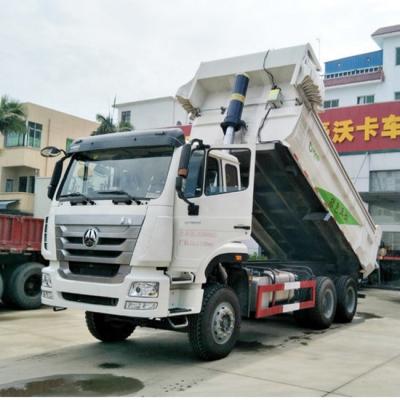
[324,67,384,87]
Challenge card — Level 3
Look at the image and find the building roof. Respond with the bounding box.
[372,24,400,37]
[325,50,382,74]
[114,96,175,108]
[23,102,97,124]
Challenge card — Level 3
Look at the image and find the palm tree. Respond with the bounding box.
[0,95,26,135]
[117,120,133,132]
[93,113,117,135]
[93,113,134,135]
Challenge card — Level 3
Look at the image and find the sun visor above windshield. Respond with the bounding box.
[67,129,185,154]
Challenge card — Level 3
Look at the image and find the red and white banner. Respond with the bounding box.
[319,101,400,153]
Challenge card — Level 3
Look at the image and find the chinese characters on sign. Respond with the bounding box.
[319,102,400,153]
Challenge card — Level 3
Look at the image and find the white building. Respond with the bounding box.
[324,25,400,108]
[321,24,400,286]
[114,96,188,130]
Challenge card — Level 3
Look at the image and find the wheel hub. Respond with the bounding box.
[345,286,356,314]
[211,302,235,345]
[322,288,334,319]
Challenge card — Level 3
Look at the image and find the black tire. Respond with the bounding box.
[294,276,337,330]
[5,262,43,310]
[335,276,357,323]
[85,312,136,342]
[188,284,241,361]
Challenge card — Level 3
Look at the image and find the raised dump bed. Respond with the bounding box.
[178,43,381,279]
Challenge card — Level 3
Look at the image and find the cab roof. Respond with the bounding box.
[67,128,185,154]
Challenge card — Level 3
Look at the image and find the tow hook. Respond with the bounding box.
[53,306,67,312]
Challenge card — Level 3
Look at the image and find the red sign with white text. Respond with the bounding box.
[319,101,400,153]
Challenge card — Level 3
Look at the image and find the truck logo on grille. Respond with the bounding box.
[83,228,99,247]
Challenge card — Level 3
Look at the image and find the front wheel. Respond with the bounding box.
[85,312,136,342]
[188,284,241,361]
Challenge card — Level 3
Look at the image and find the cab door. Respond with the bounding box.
[172,145,255,273]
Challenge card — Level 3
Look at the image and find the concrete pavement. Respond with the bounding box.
[0,288,399,396]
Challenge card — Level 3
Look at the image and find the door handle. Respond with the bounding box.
[234,225,251,230]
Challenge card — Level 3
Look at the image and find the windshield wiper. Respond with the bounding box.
[96,190,141,205]
[59,192,96,205]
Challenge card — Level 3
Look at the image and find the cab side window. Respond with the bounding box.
[184,149,205,198]
[225,163,239,192]
[205,156,223,195]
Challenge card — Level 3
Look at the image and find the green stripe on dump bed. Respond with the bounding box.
[317,187,359,225]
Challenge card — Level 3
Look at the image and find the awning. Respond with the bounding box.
[0,200,19,210]
[359,191,400,204]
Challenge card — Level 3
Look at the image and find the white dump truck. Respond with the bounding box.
[40,44,381,360]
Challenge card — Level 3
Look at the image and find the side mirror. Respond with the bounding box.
[47,158,64,199]
[40,146,64,158]
[175,176,184,192]
[176,145,199,216]
[178,143,191,178]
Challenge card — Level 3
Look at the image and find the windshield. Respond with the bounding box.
[59,146,173,201]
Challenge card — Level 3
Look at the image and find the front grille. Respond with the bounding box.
[66,237,125,246]
[67,249,122,258]
[69,262,120,277]
[62,292,118,306]
[54,215,143,283]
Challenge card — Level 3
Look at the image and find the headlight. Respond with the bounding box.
[129,282,159,298]
[125,301,158,310]
[42,273,52,288]
[42,290,53,300]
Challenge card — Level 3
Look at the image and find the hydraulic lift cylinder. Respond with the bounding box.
[221,73,250,145]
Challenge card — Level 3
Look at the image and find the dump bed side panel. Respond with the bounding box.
[255,106,381,277]
[253,142,361,278]
[0,215,43,253]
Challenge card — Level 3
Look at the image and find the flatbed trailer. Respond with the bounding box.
[40,44,381,360]
[0,215,47,309]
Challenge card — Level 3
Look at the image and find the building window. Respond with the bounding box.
[323,99,339,109]
[5,179,14,192]
[121,111,131,123]
[18,176,35,193]
[357,95,375,105]
[66,138,74,151]
[27,122,42,148]
[370,170,400,192]
[4,121,42,148]
[395,92,400,101]
[396,48,400,66]
[5,131,25,147]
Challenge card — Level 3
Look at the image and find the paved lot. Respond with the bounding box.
[0,288,399,396]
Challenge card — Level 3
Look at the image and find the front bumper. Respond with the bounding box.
[41,264,171,318]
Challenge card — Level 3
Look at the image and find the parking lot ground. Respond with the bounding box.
[0,288,399,396]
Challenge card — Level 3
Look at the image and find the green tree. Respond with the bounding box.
[0,95,26,135]
[117,120,133,132]
[93,113,117,135]
[93,113,134,135]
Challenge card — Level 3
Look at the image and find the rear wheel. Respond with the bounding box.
[85,312,136,342]
[4,262,43,309]
[335,276,357,323]
[188,284,241,361]
[294,276,337,330]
